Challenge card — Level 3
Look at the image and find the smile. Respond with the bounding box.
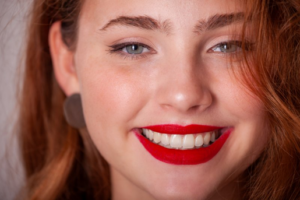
[142,129,221,150]
[135,124,232,165]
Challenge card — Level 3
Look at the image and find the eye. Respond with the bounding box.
[124,44,149,54]
[109,42,150,55]
[209,41,243,53]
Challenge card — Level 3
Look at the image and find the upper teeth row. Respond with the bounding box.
[142,129,216,150]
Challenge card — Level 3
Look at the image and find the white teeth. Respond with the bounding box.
[203,132,211,145]
[142,129,220,150]
[170,135,183,148]
[148,130,154,141]
[143,129,147,137]
[195,134,204,147]
[182,134,195,149]
[153,132,161,143]
[161,134,170,146]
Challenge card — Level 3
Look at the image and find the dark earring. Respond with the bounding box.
[64,93,86,128]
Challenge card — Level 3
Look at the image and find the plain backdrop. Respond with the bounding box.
[0,0,31,199]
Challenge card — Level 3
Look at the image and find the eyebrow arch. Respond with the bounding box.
[100,15,172,33]
[194,12,245,32]
[99,12,245,33]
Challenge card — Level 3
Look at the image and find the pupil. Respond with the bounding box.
[132,45,138,51]
[126,44,144,54]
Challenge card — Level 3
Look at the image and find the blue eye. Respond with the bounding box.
[211,41,243,53]
[109,42,150,56]
[109,42,153,60]
[124,44,148,54]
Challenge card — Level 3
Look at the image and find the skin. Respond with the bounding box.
[49,0,269,199]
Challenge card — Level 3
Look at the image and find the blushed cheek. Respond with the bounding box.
[78,60,148,129]
[215,67,265,121]
[233,84,265,119]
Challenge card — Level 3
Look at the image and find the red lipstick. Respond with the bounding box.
[135,125,232,165]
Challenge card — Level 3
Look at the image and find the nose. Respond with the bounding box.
[155,61,212,114]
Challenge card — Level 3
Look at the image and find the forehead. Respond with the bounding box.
[80,0,244,29]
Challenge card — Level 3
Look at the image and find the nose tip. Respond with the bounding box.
[155,54,213,114]
[158,82,213,113]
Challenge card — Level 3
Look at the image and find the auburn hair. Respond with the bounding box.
[18,0,300,199]
[19,0,110,199]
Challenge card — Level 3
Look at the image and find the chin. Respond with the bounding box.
[141,169,229,200]
[148,184,216,200]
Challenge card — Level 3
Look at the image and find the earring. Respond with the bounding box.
[63,93,86,128]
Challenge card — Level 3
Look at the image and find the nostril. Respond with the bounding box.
[189,105,201,111]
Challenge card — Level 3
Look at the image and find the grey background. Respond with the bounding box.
[0,0,31,199]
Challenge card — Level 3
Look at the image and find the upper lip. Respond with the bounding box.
[142,124,225,134]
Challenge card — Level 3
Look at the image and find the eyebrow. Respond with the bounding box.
[99,12,245,33]
[100,15,172,33]
[195,12,245,32]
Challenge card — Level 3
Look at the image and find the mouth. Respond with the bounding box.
[134,124,232,165]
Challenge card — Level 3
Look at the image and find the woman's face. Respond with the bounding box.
[63,0,268,199]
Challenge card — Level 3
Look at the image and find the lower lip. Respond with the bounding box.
[135,128,232,165]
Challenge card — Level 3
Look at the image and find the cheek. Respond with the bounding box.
[80,66,139,123]
[76,54,151,137]
[228,88,263,120]
[211,70,268,172]
[214,70,264,121]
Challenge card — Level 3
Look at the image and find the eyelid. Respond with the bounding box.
[108,41,156,60]
[109,42,151,52]
[207,40,254,54]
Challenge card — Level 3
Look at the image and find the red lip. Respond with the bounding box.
[135,125,232,165]
[143,124,224,134]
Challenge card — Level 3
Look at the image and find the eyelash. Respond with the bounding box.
[208,40,254,54]
[108,42,152,60]
[108,40,254,60]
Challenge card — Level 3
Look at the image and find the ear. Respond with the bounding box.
[49,21,80,96]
